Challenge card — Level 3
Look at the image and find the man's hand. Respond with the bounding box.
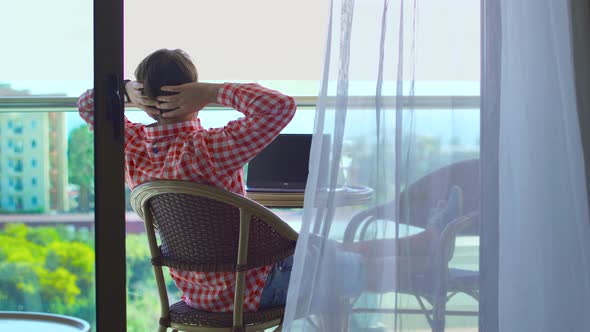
[125,81,160,120]
[156,82,222,118]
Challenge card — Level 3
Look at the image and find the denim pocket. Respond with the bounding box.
[272,287,288,306]
[277,256,294,272]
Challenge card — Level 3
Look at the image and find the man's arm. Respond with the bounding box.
[156,82,296,170]
[77,89,139,140]
[206,83,296,170]
[77,89,98,128]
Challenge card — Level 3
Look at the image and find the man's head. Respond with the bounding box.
[134,48,198,100]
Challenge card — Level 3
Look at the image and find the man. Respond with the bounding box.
[78,48,296,312]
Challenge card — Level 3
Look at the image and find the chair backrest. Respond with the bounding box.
[399,158,480,234]
[130,180,298,272]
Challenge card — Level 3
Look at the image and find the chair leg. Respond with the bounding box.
[431,292,447,332]
[415,295,434,328]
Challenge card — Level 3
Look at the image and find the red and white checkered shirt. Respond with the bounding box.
[78,83,296,312]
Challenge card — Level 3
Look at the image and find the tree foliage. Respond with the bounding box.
[0,224,178,331]
[67,125,94,211]
[0,224,95,324]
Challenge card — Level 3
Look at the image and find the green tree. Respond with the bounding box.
[0,224,95,327]
[0,224,187,331]
[68,125,94,212]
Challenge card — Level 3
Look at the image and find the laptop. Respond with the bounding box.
[246,134,313,193]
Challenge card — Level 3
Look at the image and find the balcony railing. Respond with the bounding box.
[0,95,481,110]
[0,94,481,331]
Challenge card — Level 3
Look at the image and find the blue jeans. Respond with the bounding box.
[258,245,365,310]
[259,256,294,309]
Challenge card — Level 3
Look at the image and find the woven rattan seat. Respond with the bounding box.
[168,301,286,328]
[131,180,298,332]
[343,159,480,331]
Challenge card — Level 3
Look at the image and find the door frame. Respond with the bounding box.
[94,0,127,330]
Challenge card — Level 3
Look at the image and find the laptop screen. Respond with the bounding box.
[246,134,312,192]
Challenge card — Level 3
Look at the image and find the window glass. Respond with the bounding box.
[14,119,23,134]
[0,1,481,331]
[14,159,23,172]
[123,0,327,98]
[0,0,95,329]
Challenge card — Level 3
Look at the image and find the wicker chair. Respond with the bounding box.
[130,180,298,332]
[343,159,480,332]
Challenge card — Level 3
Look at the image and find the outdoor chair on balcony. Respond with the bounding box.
[343,159,480,332]
[130,180,298,332]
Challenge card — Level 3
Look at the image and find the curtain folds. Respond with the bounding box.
[570,0,590,211]
[496,0,590,330]
[284,0,481,330]
[283,0,590,331]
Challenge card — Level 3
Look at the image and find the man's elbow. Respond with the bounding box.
[77,89,93,111]
[280,95,297,119]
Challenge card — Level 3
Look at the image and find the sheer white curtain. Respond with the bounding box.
[284,0,480,331]
[494,0,590,330]
[283,0,590,331]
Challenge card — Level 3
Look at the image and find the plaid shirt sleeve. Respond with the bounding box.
[203,83,296,171]
[77,89,140,142]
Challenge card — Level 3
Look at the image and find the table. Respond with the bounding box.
[0,311,90,332]
[246,191,304,208]
[247,185,373,208]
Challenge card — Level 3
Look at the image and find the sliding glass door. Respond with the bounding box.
[0,0,125,331]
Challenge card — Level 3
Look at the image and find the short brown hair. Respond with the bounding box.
[134,49,197,98]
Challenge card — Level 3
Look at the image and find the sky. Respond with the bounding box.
[1,0,479,84]
[2,0,481,148]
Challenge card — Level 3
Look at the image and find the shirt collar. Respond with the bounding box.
[144,117,203,140]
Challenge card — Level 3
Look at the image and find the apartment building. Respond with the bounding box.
[0,101,69,213]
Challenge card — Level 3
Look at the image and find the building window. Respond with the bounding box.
[8,196,14,207]
[14,140,24,153]
[32,177,37,186]
[15,197,23,210]
[31,196,38,206]
[7,139,13,148]
[14,178,23,191]
[14,159,23,172]
[31,140,37,148]
[31,120,37,129]
[14,120,23,134]
[31,159,37,168]
[7,120,13,129]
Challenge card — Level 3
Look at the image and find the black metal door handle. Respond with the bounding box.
[107,74,124,143]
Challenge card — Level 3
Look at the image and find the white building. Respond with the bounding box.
[0,112,68,213]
